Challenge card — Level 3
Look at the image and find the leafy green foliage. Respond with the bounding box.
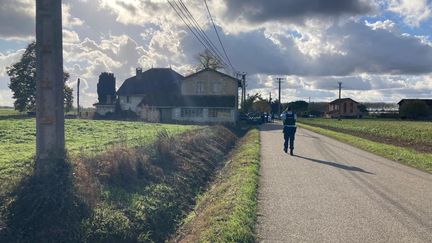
[7,41,73,112]
[64,83,74,113]
[242,93,264,112]
[284,100,308,113]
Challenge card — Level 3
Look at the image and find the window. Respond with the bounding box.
[209,108,231,118]
[196,81,204,94]
[350,102,354,113]
[126,96,130,103]
[181,108,203,118]
[212,82,222,94]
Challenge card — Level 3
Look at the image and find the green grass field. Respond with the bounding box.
[298,118,432,173]
[0,117,197,193]
[0,108,22,117]
[298,118,432,150]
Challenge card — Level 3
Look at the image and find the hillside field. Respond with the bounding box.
[0,116,197,194]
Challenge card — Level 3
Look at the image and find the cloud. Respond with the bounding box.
[0,0,34,40]
[388,0,431,27]
[0,1,84,40]
[1,0,432,106]
[182,20,432,77]
[365,19,396,31]
[221,0,374,24]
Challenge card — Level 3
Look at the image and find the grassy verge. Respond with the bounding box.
[174,129,260,243]
[1,126,238,242]
[298,123,432,173]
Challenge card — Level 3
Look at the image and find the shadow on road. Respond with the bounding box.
[295,155,375,175]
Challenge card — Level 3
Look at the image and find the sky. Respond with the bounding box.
[1,0,432,107]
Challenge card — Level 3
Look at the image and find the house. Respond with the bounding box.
[116,68,184,114]
[173,68,241,123]
[111,67,241,124]
[398,99,432,119]
[327,98,362,118]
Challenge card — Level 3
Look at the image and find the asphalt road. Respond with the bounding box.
[256,123,432,243]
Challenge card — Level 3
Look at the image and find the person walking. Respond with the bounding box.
[281,107,297,155]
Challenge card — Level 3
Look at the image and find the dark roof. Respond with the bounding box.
[397,99,432,106]
[184,68,242,87]
[139,95,236,108]
[117,68,184,96]
[329,98,359,104]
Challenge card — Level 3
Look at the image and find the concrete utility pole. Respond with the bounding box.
[77,78,80,118]
[338,82,342,120]
[35,0,65,169]
[276,77,285,115]
[242,73,247,108]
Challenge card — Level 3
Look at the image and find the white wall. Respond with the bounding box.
[118,95,142,113]
[173,107,235,123]
[95,105,115,116]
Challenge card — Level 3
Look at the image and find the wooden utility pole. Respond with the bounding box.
[35,0,64,170]
[77,78,80,118]
[275,77,285,115]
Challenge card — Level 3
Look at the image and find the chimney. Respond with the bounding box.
[136,67,143,78]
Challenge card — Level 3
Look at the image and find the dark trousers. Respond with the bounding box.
[283,127,297,150]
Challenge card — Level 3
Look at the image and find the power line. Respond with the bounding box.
[203,0,235,72]
[168,1,209,55]
[177,0,227,66]
[168,0,228,68]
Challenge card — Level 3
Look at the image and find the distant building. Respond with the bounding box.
[327,98,362,118]
[100,67,242,124]
[398,99,432,119]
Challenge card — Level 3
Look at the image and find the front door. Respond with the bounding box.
[160,108,172,123]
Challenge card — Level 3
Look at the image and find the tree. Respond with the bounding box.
[64,83,73,113]
[252,100,271,113]
[287,100,309,113]
[196,49,225,70]
[241,93,262,112]
[7,41,73,112]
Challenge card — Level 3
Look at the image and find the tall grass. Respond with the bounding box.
[174,129,260,243]
[1,126,238,242]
